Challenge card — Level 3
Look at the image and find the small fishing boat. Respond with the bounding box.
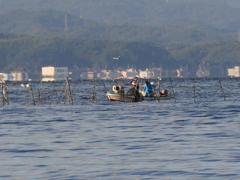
[106,91,136,102]
[106,84,172,102]
[106,85,142,102]
[142,94,172,101]
[139,89,172,101]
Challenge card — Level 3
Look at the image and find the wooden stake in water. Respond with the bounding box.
[192,82,196,103]
[65,77,73,105]
[158,79,161,103]
[1,81,8,105]
[30,84,35,105]
[91,80,97,103]
[40,80,43,104]
[219,79,226,101]
[102,81,107,93]
[1,82,4,106]
[1,82,5,106]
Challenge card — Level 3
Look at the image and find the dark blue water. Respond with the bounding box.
[1,78,240,179]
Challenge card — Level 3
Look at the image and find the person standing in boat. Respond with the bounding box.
[130,77,139,90]
[129,76,142,101]
[143,80,153,97]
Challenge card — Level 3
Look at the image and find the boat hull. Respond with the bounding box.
[106,92,135,102]
[139,90,172,100]
[143,95,172,101]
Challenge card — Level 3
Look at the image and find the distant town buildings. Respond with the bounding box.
[0,73,14,81]
[139,69,154,78]
[98,70,120,79]
[121,68,138,79]
[1,64,240,81]
[228,66,240,77]
[0,71,28,81]
[70,67,164,80]
[176,66,189,78]
[42,66,68,81]
[38,65,240,80]
[196,64,210,77]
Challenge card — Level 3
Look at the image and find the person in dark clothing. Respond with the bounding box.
[130,77,139,90]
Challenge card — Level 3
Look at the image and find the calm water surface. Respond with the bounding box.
[1,78,240,179]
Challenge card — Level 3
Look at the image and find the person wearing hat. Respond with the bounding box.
[130,77,139,90]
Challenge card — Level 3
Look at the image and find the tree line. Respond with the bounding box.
[1,33,240,77]
[0,9,237,46]
[0,0,239,30]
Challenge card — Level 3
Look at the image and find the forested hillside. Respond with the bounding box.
[1,0,240,77]
[168,42,240,66]
[0,9,237,45]
[0,0,240,30]
[0,33,176,74]
[1,33,240,77]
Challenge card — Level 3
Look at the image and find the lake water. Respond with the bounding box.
[1,78,240,179]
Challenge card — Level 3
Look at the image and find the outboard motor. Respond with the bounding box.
[112,85,124,93]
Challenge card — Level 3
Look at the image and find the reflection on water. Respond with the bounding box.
[1,78,240,179]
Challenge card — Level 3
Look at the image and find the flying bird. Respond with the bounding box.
[113,55,122,60]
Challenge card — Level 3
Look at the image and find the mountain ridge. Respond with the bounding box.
[0,9,237,45]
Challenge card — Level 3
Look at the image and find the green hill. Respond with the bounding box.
[0,0,240,30]
[0,33,177,74]
[1,33,240,77]
[0,9,237,45]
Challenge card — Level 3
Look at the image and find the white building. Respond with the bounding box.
[139,69,154,78]
[0,72,28,81]
[196,64,210,78]
[11,71,29,81]
[98,70,121,79]
[228,66,240,77]
[176,66,189,78]
[42,66,68,81]
[0,73,14,81]
[121,68,138,79]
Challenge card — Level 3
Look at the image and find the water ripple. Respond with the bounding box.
[1,79,240,179]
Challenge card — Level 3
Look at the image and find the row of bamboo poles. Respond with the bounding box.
[23,77,74,105]
[0,77,231,106]
[1,77,97,106]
